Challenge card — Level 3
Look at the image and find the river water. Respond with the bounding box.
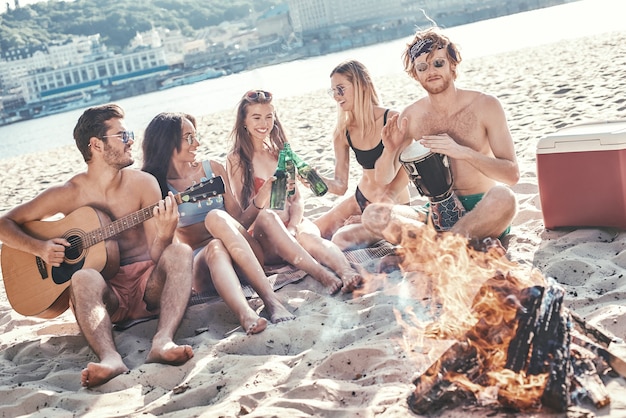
[0,0,623,160]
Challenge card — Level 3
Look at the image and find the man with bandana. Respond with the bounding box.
[361,27,519,250]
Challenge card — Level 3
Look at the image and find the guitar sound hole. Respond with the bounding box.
[65,235,84,261]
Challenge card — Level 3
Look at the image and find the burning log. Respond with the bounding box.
[505,285,544,372]
[395,226,622,415]
[408,341,477,415]
[526,282,571,412]
[407,274,615,415]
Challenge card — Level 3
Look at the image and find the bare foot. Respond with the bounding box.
[81,360,129,388]
[266,301,295,323]
[243,314,268,335]
[340,268,363,293]
[312,267,343,294]
[146,341,194,365]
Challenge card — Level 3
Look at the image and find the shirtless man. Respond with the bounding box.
[0,104,194,388]
[361,27,519,246]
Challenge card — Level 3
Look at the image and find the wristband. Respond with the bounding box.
[252,198,263,210]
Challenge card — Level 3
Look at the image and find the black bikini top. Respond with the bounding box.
[346,109,389,170]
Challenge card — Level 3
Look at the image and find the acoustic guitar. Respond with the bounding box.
[0,176,225,319]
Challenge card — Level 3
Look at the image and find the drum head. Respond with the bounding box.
[400,140,431,162]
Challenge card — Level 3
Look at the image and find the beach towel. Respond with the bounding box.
[114,240,397,330]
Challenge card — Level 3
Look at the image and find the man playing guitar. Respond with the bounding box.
[0,104,194,388]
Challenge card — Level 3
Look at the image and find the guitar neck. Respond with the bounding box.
[82,203,159,248]
[78,175,225,249]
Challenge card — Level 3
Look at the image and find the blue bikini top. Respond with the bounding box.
[168,160,225,228]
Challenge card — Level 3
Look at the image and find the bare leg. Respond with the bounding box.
[331,223,381,251]
[451,186,516,240]
[197,240,266,333]
[203,210,294,324]
[313,195,360,239]
[70,269,128,388]
[363,187,515,246]
[144,243,194,365]
[297,219,363,293]
[254,210,343,294]
[362,203,424,245]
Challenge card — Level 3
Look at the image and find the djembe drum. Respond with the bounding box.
[399,140,466,231]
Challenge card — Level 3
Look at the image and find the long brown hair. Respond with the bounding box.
[229,90,288,209]
[141,112,197,198]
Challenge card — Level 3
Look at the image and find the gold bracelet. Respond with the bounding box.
[252,198,263,210]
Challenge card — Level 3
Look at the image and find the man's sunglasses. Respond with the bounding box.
[415,58,447,73]
[102,131,134,144]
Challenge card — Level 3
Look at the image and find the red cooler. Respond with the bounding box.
[536,120,626,229]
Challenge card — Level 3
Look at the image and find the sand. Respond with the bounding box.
[1,28,626,417]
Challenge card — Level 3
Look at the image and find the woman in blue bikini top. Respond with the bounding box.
[141,112,295,333]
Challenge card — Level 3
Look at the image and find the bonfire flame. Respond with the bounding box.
[359,222,556,412]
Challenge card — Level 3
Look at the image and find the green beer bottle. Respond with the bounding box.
[283,143,296,197]
[269,149,288,210]
[290,148,328,196]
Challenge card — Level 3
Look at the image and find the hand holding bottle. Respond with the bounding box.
[289,148,328,196]
[269,149,288,210]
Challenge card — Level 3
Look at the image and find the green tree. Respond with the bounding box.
[0,0,285,52]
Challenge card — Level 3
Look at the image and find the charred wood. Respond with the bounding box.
[570,346,611,409]
[505,285,544,372]
[569,309,625,347]
[540,308,572,412]
[409,340,478,415]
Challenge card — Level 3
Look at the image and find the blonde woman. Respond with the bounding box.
[314,60,410,249]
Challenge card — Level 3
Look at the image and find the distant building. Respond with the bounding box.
[287,0,404,36]
[20,47,168,103]
[129,28,188,66]
[257,4,292,41]
[0,33,169,105]
[0,35,106,91]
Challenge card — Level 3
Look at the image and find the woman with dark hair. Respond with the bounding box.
[142,112,294,334]
[227,90,362,294]
[314,60,411,249]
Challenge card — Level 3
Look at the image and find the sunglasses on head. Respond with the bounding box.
[415,58,447,73]
[102,130,134,144]
[245,90,272,101]
[327,85,346,98]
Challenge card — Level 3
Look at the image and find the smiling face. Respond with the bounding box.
[329,73,353,111]
[171,117,199,164]
[244,102,275,142]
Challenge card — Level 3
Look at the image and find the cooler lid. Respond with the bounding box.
[537,120,626,154]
